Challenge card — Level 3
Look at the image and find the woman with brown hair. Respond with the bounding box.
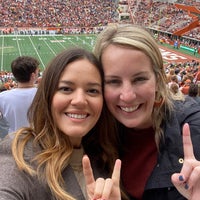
[0,48,121,200]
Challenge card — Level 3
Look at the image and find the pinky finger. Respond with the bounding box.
[187,166,200,191]
[101,178,113,200]
[171,173,190,199]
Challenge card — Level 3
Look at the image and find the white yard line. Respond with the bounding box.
[52,35,66,49]
[75,36,94,49]
[42,36,57,56]
[0,36,4,71]
[15,35,22,56]
[28,36,45,69]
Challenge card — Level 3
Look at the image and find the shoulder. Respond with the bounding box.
[0,136,49,199]
[172,99,200,124]
[0,90,11,99]
[0,133,41,163]
[0,135,13,154]
[0,89,18,101]
[27,87,37,93]
[173,98,200,112]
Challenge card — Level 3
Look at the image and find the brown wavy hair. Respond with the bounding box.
[12,48,119,200]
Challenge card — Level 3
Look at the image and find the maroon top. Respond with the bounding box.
[121,127,158,199]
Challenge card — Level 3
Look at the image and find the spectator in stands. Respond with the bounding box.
[169,82,185,101]
[0,48,121,200]
[185,83,200,106]
[166,68,176,84]
[0,85,9,140]
[168,74,179,89]
[194,65,200,84]
[173,40,179,49]
[0,56,39,138]
[180,79,191,95]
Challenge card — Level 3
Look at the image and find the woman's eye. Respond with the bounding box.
[133,77,147,82]
[88,89,101,94]
[58,87,72,92]
[105,79,121,85]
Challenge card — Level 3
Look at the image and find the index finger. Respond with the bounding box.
[82,155,95,185]
[111,159,121,185]
[182,123,195,160]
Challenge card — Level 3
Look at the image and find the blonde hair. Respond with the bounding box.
[94,24,174,147]
[12,127,75,200]
[169,83,185,101]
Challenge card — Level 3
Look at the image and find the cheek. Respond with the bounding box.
[146,84,156,95]
[104,87,116,105]
[133,78,157,103]
[51,94,65,113]
[144,82,157,102]
[95,98,104,116]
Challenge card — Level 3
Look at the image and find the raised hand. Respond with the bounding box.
[171,123,200,200]
[82,155,121,200]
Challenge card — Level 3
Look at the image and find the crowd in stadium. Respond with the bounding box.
[125,1,200,41]
[131,2,192,32]
[0,0,199,51]
[0,0,118,28]
[0,0,200,89]
[0,1,199,37]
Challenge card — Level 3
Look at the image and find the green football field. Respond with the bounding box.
[0,34,97,72]
[1,34,199,73]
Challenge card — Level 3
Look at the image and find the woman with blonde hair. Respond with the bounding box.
[169,82,185,101]
[94,24,200,200]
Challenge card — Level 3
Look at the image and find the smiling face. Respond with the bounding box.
[102,44,157,129]
[51,58,103,147]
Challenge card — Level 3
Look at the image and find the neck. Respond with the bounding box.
[17,83,35,88]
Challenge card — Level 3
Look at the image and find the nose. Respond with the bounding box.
[120,82,136,102]
[71,89,87,106]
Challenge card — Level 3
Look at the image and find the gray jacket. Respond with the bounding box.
[0,136,106,200]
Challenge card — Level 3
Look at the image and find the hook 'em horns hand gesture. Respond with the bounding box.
[171,123,200,200]
[82,155,121,200]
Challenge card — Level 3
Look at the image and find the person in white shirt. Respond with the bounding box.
[0,56,39,138]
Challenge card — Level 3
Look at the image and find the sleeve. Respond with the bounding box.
[0,139,35,200]
[175,99,200,160]
[0,152,36,200]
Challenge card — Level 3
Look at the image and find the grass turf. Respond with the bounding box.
[0,34,97,72]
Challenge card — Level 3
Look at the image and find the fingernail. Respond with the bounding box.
[179,175,184,181]
[185,183,189,190]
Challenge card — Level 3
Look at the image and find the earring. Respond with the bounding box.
[154,97,164,107]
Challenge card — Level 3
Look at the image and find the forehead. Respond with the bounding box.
[102,45,153,75]
[60,58,101,82]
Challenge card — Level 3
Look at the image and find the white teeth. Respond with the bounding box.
[120,105,139,112]
[67,113,87,119]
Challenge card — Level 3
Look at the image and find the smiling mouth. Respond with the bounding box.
[120,105,139,112]
[66,113,88,119]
